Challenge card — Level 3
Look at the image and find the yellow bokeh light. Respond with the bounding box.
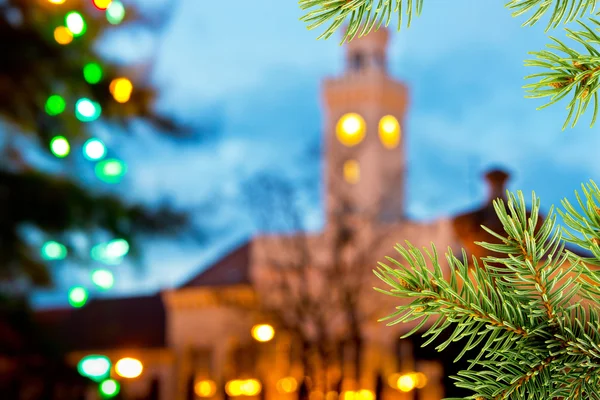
[356,390,374,400]
[109,78,133,103]
[276,377,298,394]
[342,390,355,400]
[396,374,417,392]
[225,380,242,397]
[195,380,217,397]
[93,0,113,9]
[378,115,401,149]
[251,323,275,342]
[115,357,143,379]
[343,160,360,184]
[241,379,262,396]
[226,379,262,396]
[48,0,66,4]
[336,113,366,147]
[54,26,73,45]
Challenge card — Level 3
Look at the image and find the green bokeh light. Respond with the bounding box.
[75,98,101,122]
[92,269,115,290]
[77,355,111,382]
[65,11,86,36]
[41,241,67,260]
[68,286,88,308]
[50,136,70,158]
[83,138,107,161]
[45,95,66,116]
[106,1,125,25]
[83,63,103,84]
[91,239,129,264]
[95,159,127,184]
[99,379,120,398]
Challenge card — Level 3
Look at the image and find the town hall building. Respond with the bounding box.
[38,28,518,400]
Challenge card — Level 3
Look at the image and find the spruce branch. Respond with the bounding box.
[298,0,424,41]
[524,19,600,129]
[375,183,600,398]
[505,0,598,30]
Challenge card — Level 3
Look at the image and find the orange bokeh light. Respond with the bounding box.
[54,26,73,45]
[109,78,133,103]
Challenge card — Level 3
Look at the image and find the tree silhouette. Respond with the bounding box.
[0,0,200,287]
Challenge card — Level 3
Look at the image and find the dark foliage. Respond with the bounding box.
[0,0,197,286]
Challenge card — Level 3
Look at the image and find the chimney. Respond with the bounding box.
[484,169,510,202]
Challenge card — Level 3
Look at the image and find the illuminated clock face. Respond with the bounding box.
[379,115,401,149]
[336,113,366,147]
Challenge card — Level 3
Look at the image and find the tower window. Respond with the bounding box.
[350,52,365,71]
[336,113,366,147]
[343,160,360,184]
[378,115,401,149]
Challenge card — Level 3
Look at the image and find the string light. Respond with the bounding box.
[75,98,101,122]
[53,26,73,45]
[83,138,107,161]
[78,355,111,382]
[99,379,120,398]
[92,269,115,290]
[65,11,86,37]
[41,241,68,260]
[83,63,103,84]
[93,0,112,11]
[109,78,133,103]
[106,1,125,25]
[50,136,70,158]
[95,159,127,184]
[68,286,88,308]
[45,95,66,116]
[115,358,143,379]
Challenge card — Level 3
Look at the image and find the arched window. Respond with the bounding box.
[350,52,365,71]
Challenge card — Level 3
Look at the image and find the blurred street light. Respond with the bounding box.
[226,379,262,396]
[115,357,143,378]
[251,323,275,342]
[194,379,217,398]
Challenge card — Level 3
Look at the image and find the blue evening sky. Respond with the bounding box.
[33,0,600,307]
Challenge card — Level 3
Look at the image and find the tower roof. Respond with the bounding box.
[345,27,389,54]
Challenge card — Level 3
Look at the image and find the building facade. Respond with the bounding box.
[37,29,511,400]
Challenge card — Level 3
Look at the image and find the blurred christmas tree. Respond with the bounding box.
[0,0,193,289]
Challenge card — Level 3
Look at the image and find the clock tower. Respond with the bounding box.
[321,28,409,223]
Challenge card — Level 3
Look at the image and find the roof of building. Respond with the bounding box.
[36,294,166,352]
[179,241,252,289]
[452,199,593,259]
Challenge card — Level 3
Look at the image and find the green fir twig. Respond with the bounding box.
[374,184,600,399]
